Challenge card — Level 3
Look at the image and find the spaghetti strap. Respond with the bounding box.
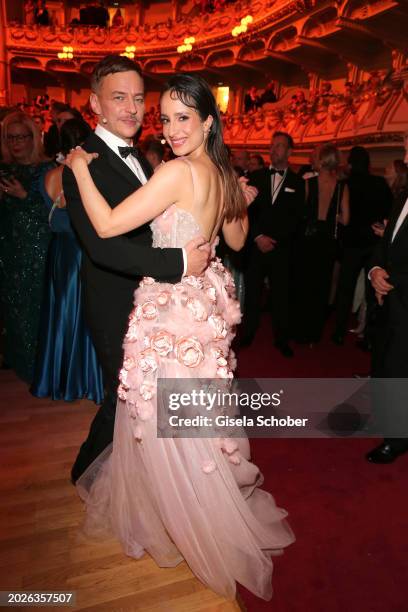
[48,189,65,225]
[180,157,198,208]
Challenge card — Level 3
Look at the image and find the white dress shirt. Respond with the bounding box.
[94,123,187,275]
[392,196,408,242]
[269,165,287,205]
[95,124,147,185]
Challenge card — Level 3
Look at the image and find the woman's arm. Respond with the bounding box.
[68,151,190,238]
[222,212,248,251]
[338,183,350,226]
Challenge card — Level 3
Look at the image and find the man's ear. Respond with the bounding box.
[90,92,101,117]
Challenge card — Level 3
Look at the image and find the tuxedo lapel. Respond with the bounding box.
[274,168,293,206]
[386,192,408,248]
[85,132,143,189]
[105,145,143,188]
[392,213,408,247]
[137,152,154,180]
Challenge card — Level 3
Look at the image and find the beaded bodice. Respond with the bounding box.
[150,204,202,248]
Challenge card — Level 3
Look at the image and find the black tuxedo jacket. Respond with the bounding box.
[372,189,408,297]
[370,188,408,377]
[248,167,304,247]
[63,132,183,329]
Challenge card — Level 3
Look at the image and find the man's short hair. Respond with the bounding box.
[272,131,294,149]
[91,54,143,92]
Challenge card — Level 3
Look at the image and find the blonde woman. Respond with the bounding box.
[0,111,53,381]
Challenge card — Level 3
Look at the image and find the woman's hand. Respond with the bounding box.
[239,176,258,207]
[65,147,98,171]
[0,177,27,199]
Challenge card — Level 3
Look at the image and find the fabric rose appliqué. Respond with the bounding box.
[208,314,228,339]
[157,291,170,306]
[139,349,158,374]
[186,297,208,322]
[139,276,155,288]
[139,381,155,401]
[175,336,204,368]
[141,301,158,320]
[150,330,174,357]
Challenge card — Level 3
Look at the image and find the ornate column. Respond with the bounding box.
[307,72,319,94]
[171,0,180,21]
[346,62,359,84]
[0,0,9,106]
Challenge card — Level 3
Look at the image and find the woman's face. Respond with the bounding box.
[6,122,33,163]
[160,91,211,158]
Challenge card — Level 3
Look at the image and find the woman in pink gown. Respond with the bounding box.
[67,73,294,601]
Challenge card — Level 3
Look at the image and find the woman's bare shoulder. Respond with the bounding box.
[44,165,63,198]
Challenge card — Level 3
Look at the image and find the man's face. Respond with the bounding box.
[90,70,145,143]
[248,156,263,172]
[232,150,249,171]
[270,135,291,168]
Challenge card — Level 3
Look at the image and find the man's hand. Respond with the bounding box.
[255,234,277,253]
[370,267,393,303]
[185,235,211,276]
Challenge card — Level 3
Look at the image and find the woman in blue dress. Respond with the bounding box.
[31,118,103,403]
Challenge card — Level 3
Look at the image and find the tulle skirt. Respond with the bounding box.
[76,262,294,600]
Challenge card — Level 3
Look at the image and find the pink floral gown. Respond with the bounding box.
[77,163,295,601]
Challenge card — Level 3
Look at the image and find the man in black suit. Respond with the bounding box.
[241,131,304,357]
[64,55,209,482]
[366,179,408,464]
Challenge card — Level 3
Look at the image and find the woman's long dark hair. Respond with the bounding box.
[60,118,91,156]
[161,73,246,222]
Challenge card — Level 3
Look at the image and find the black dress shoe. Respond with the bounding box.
[275,343,294,358]
[331,332,344,346]
[366,443,406,464]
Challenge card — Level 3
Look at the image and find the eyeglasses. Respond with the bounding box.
[6,134,33,143]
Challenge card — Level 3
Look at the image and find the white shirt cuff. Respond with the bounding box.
[181,248,187,278]
[368,266,381,280]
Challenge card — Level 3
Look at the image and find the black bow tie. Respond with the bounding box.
[270,168,285,177]
[118,145,140,159]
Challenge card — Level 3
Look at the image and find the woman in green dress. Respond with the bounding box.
[0,111,53,382]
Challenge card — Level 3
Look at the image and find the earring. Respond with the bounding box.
[102,117,107,124]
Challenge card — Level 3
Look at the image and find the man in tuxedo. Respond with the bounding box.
[241,131,304,357]
[64,55,209,482]
[231,149,251,178]
[366,177,408,463]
